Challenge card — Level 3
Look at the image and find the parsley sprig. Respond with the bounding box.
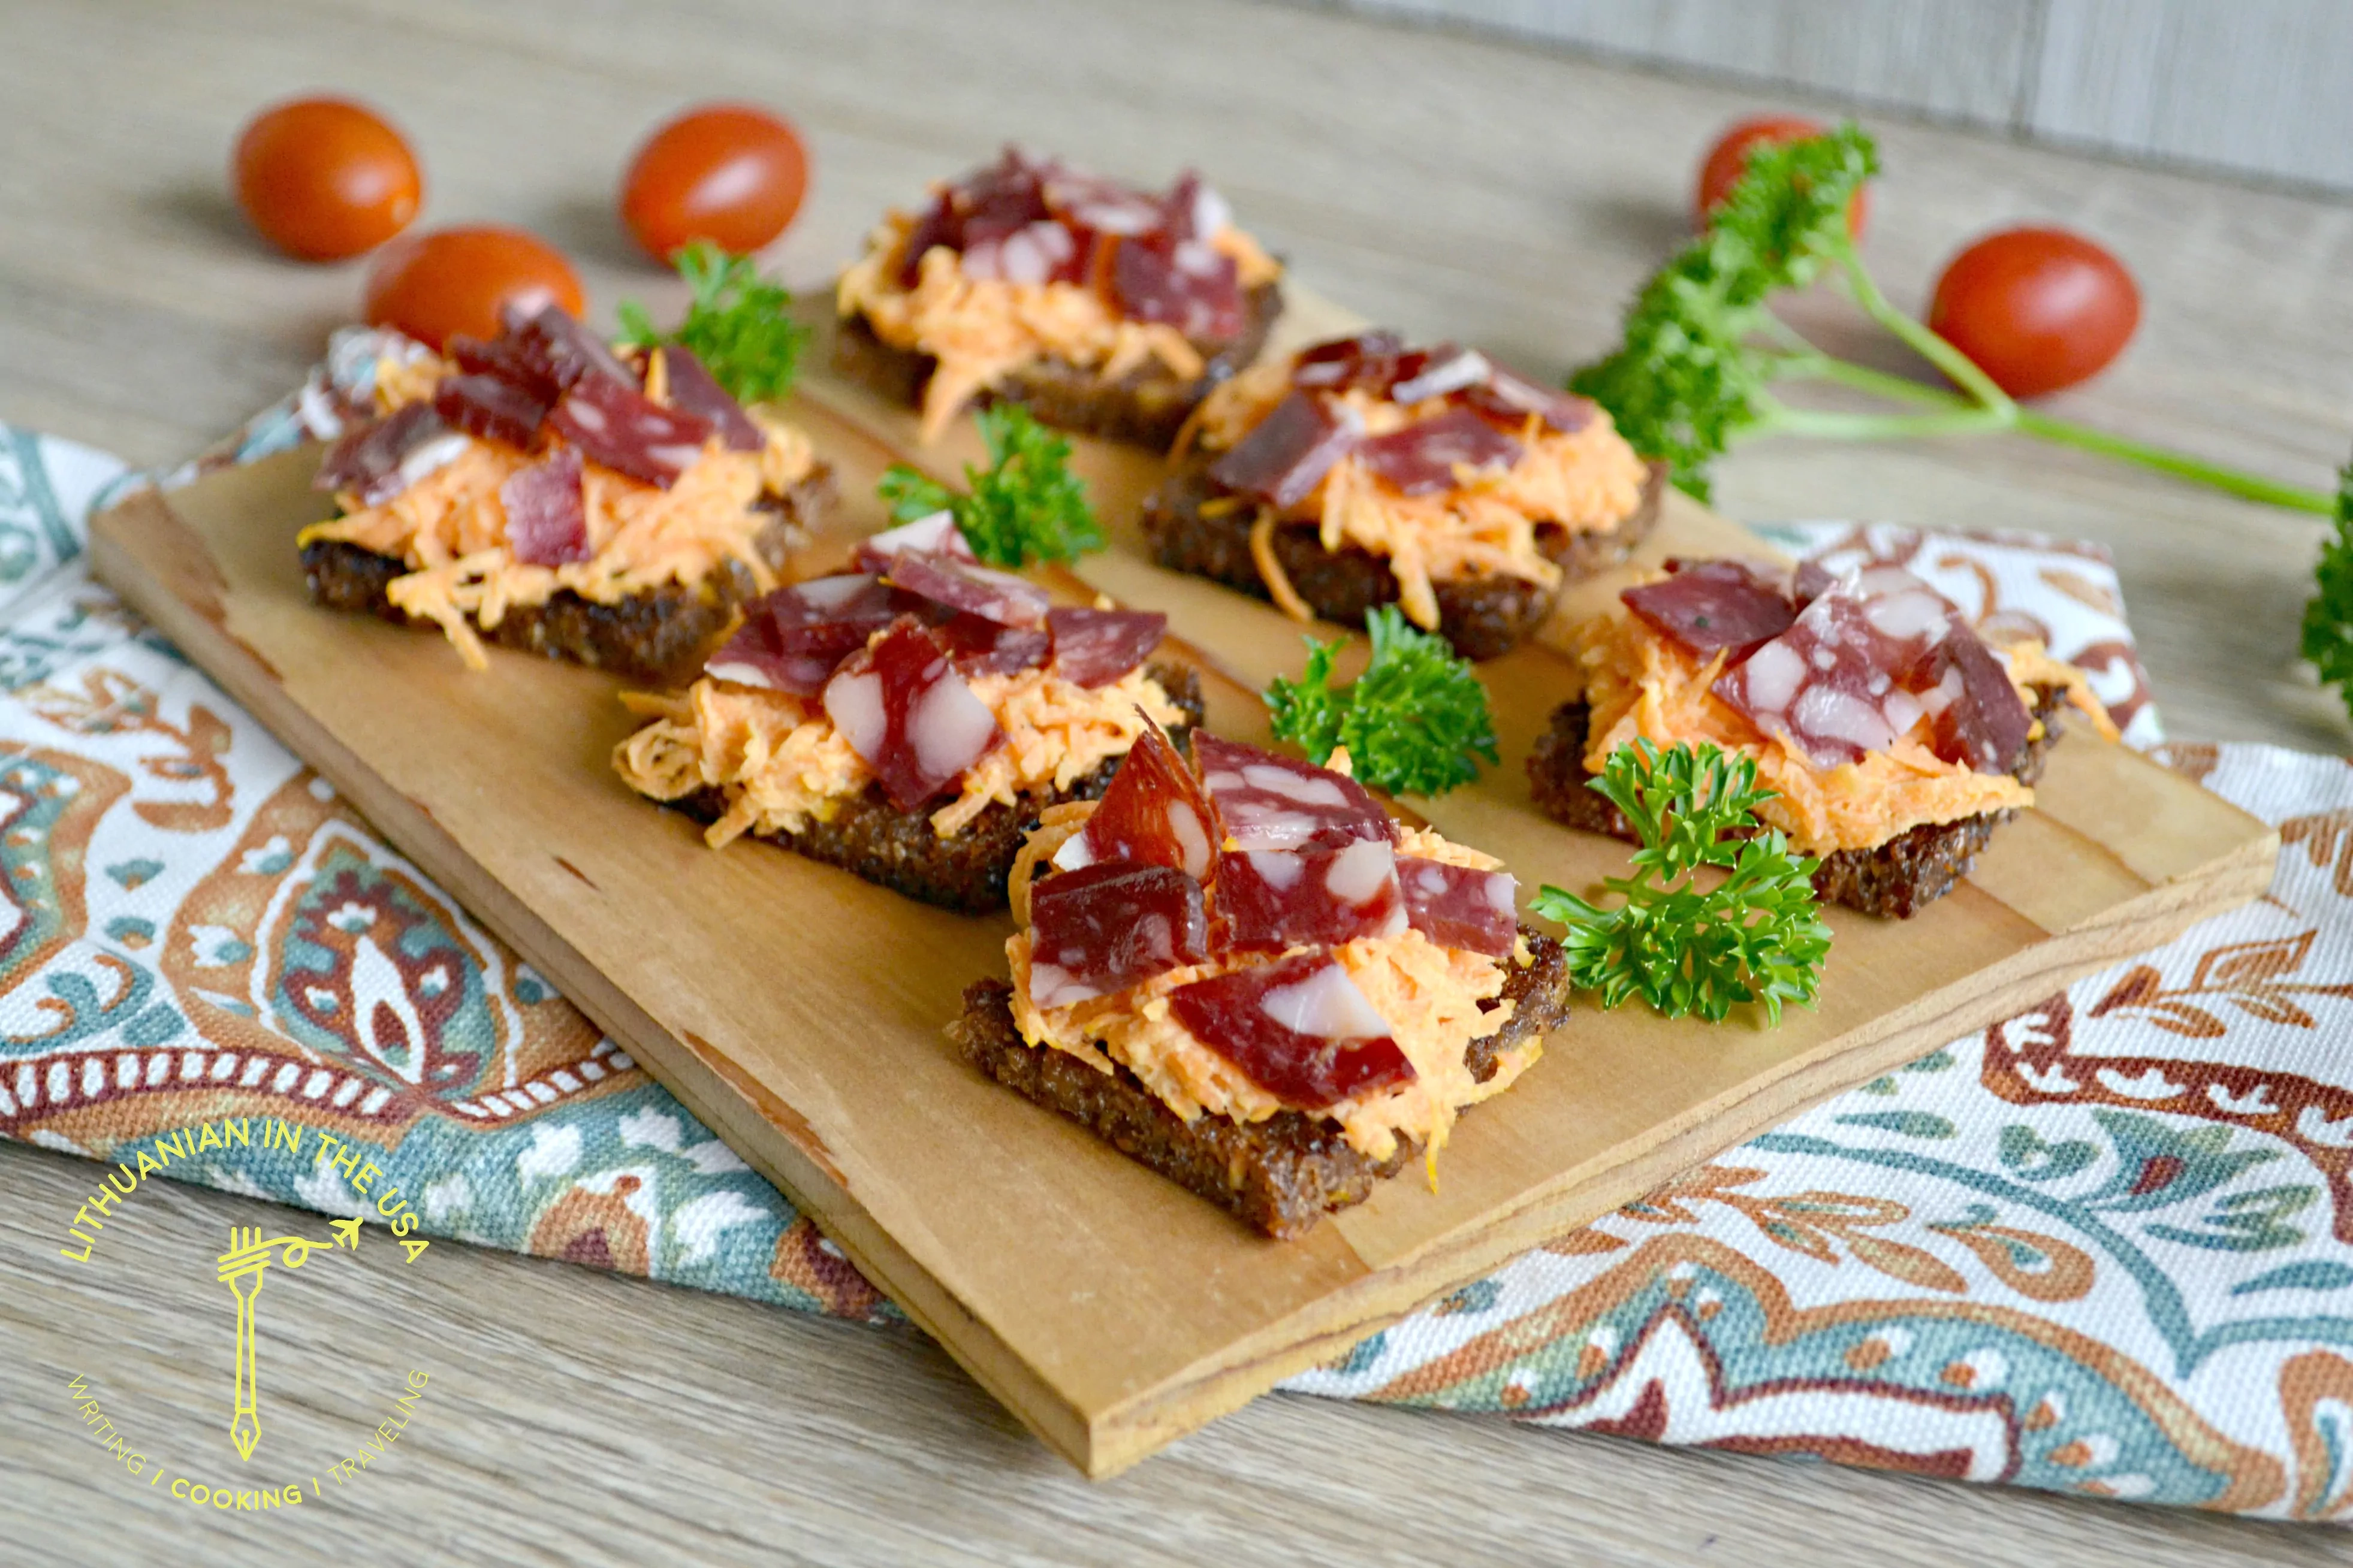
[617,241,810,406]
[2300,458,2353,720]
[1572,123,2333,515]
[1265,606,1498,796]
[1531,741,1830,1025]
[877,405,1105,569]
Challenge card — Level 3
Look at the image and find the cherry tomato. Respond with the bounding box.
[1694,114,1869,240]
[620,104,809,261]
[233,97,422,262]
[1927,228,2140,400]
[361,226,584,349]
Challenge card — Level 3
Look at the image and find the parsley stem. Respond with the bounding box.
[1826,236,2017,419]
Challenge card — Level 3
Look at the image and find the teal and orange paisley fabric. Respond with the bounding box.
[10,417,2352,1519]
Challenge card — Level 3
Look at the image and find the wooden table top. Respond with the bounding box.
[2,1,2346,1562]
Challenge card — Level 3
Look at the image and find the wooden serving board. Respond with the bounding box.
[89,292,2276,1477]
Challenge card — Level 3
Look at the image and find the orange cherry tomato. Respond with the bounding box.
[1694,114,1869,240]
[1928,227,2140,400]
[361,226,584,349]
[233,97,423,262]
[620,104,809,261]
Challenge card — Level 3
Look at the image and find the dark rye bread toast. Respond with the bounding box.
[1527,685,2073,919]
[303,470,836,688]
[1139,462,1669,662]
[832,282,1285,449]
[666,664,1205,915]
[951,929,1571,1238]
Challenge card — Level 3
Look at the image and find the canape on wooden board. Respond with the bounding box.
[301,309,831,684]
[952,724,1571,1238]
[1531,558,2120,917]
[834,147,1285,447]
[613,513,1202,913]
[1141,331,1665,661]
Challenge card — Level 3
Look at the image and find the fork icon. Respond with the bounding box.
[216,1226,276,1460]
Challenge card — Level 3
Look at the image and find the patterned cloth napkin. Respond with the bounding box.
[9,416,2352,1522]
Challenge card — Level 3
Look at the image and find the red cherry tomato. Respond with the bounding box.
[1694,114,1869,240]
[620,104,809,262]
[233,97,422,261]
[1928,228,2140,400]
[361,226,584,349]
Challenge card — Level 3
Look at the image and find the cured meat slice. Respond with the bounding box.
[850,512,979,572]
[433,371,550,451]
[1206,391,1359,509]
[1791,560,1837,604]
[659,348,763,452]
[1168,952,1413,1110]
[1621,558,1797,657]
[499,448,589,566]
[1712,566,2029,771]
[1193,733,1395,852]
[1111,237,1244,341]
[508,306,636,392]
[446,330,559,401]
[1211,838,1408,954]
[1398,857,1518,959]
[314,402,464,504]
[1045,607,1165,688]
[1054,720,1214,880]
[1353,407,1522,496]
[762,574,920,657]
[548,376,714,490]
[934,612,1052,676]
[1462,366,1596,435]
[882,551,1049,627]
[1290,331,1405,392]
[1027,862,1211,1007]
[823,621,1002,811]
[704,613,839,696]
[897,192,961,286]
[1388,345,1492,404]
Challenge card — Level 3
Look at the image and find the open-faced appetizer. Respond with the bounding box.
[950,727,1570,1237]
[1531,559,2119,917]
[1142,332,1664,661]
[301,307,831,684]
[613,514,1203,912]
[834,147,1284,446]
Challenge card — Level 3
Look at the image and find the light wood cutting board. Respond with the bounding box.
[87,289,2276,1476]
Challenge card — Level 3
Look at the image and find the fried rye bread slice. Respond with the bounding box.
[1527,685,2072,919]
[951,929,1570,1238]
[832,281,1284,449]
[1139,461,1669,663]
[664,663,1205,916]
[302,470,835,688]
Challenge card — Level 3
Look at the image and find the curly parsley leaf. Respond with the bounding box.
[1531,740,1830,1025]
[1264,606,1498,797]
[876,404,1105,569]
[617,241,810,406]
[2300,457,2353,718]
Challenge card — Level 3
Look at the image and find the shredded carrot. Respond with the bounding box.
[1250,509,1316,623]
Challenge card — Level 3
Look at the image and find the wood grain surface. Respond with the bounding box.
[4,0,2351,1560]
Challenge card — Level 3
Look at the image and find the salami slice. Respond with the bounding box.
[1398,857,1518,958]
[1353,407,1522,496]
[499,447,589,566]
[433,371,550,451]
[1193,733,1395,853]
[314,402,463,504]
[1924,611,2034,772]
[1045,608,1165,688]
[659,348,763,452]
[850,512,979,573]
[1206,391,1359,509]
[1211,838,1408,954]
[548,376,714,490]
[1027,862,1211,1007]
[1462,367,1596,435]
[1621,559,1798,657]
[882,551,1049,627]
[1388,345,1492,404]
[1290,331,1405,392]
[704,614,839,696]
[1111,236,1244,341]
[1167,952,1413,1110]
[762,574,922,657]
[934,612,1052,676]
[1054,719,1215,880]
[822,620,1002,811]
[507,306,636,392]
[446,330,559,402]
